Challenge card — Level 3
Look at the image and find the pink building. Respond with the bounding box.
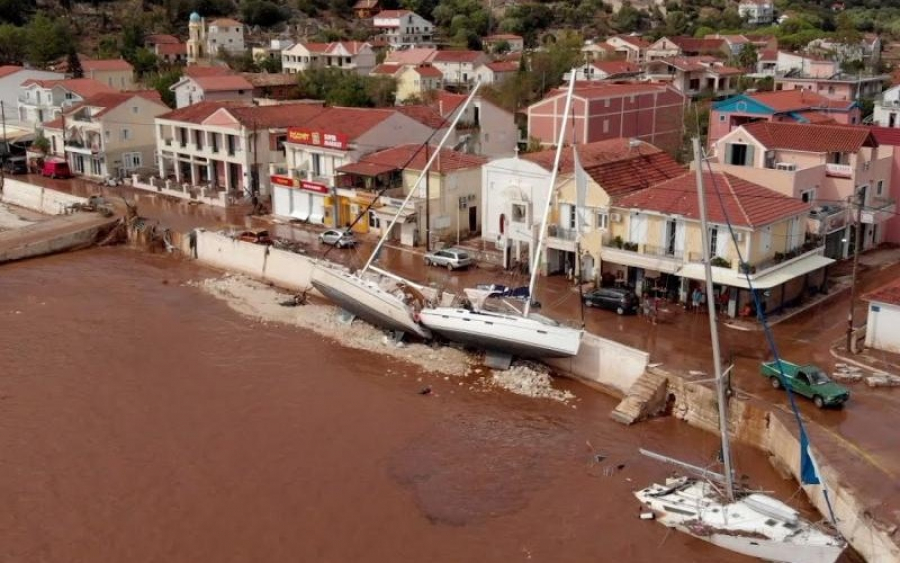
[708,89,862,145]
[711,121,894,258]
[526,82,686,156]
[774,73,886,102]
[869,126,900,245]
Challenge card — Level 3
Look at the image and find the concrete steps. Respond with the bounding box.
[610,367,670,425]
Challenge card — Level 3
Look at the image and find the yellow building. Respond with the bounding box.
[607,170,833,317]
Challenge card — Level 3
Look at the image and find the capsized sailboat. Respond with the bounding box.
[417,72,584,360]
[633,138,845,563]
[310,83,483,339]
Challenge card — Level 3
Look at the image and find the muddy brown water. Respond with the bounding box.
[0,248,850,562]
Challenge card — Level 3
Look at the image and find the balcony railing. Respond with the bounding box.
[825,163,852,178]
[548,225,577,241]
[643,244,684,260]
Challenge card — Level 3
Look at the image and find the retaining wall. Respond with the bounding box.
[549,333,649,396]
[1,178,86,215]
[659,370,900,563]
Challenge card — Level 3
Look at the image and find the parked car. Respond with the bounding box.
[760,359,850,408]
[319,229,356,248]
[41,158,72,179]
[583,287,639,315]
[237,229,273,245]
[3,156,27,175]
[424,248,473,270]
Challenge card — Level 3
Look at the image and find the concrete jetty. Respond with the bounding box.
[0,212,120,264]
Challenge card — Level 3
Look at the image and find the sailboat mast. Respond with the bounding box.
[361,81,483,275]
[524,72,576,317]
[693,137,735,500]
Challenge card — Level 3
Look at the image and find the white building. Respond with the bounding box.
[187,12,246,64]
[273,107,437,223]
[170,74,254,109]
[18,78,116,128]
[42,91,170,179]
[373,10,435,50]
[863,279,900,353]
[874,84,900,128]
[281,41,376,75]
[0,65,63,126]
[738,0,774,25]
[430,50,489,85]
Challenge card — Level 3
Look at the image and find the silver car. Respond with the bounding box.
[319,229,356,248]
[424,248,473,270]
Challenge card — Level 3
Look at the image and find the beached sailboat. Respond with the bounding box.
[416,73,584,362]
[310,84,483,340]
[633,139,845,563]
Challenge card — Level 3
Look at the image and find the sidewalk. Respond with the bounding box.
[831,341,900,379]
[722,278,851,331]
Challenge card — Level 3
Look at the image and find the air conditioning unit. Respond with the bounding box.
[610,212,623,223]
[775,162,797,171]
[734,232,745,242]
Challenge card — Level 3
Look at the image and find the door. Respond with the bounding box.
[468,206,477,233]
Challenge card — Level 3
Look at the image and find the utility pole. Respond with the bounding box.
[846,189,864,353]
[424,143,431,251]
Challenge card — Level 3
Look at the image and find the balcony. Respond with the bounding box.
[808,204,848,235]
[599,242,684,274]
[825,163,852,178]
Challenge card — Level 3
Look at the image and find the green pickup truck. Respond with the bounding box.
[760,359,850,408]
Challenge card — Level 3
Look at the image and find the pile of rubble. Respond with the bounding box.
[834,362,900,387]
[488,361,575,404]
[193,274,471,377]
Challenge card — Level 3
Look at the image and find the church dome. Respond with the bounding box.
[189,12,201,23]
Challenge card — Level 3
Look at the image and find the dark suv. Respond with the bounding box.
[583,287,639,315]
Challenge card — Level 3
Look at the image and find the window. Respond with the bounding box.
[665,219,677,256]
[121,128,131,141]
[123,152,142,169]
[596,212,609,230]
[725,143,754,166]
[194,129,203,149]
[719,115,726,122]
[800,188,816,203]
[368,210,381,229]
[877,179,884,196]
[511,203,527,222]
[104,130,110,141]
[603,119,609,133]
[709,226,718,256]
[132,106,139,114]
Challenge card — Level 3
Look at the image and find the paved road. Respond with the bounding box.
[26,174,900,501]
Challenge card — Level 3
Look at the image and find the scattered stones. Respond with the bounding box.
[487,360,576,403]
[866,373,900,388]
[832,364,864,383]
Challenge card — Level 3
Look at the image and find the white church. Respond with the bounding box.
[186,12,246,64]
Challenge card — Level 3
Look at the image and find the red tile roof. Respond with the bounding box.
[209,18,244,27]
[759,49,778,61]
[192,75,254,92]
[793,110,838,124]
[565,82,677,100]
[374,9,411,18]
[612,34,650,49]
[146,34,181,45]
[432,50,483,63]
[286,107,397,142]
[158,101,243,123]
[523,138,684,198]
[742,121,876,152]
[385,48,437,65]
[432,91,466,116]
[81,58,133,72]
[669,36,727,53]
[240,72,297,87]
[370,63,403,76]
[485,61,518,73]
[157,43,187,56]
[748,89,853,111]
[185,66,235,78]
[869,126,900,145]
[350,143,486,173]
[159,101,327,128]
[20,78,116,98]
[863,278,900,305]
[0,65,22,79]
[591,60,641,75]
[412,64,443,77]
[616,171,810,228]
[393,105,445,128]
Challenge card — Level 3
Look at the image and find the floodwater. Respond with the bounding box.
[0,248,836,562]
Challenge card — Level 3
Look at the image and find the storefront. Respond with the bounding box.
[271,175,329,224]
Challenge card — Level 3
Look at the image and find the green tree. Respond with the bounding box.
[0,0,35,26]
[612,1,645,33]
[735,42,758,70]
[66,47,83,78]
[25,13,73,69]
[149,69,182,108]
[257,56,282,73]
[241,0,289,27]
[0,24,26,65]
[130,48,160,78]
[297,67,395,107]
[499,3,553,47]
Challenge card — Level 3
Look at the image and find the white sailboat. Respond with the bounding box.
[310,83,483,340]
[417,73,584,362]
[633,138,845,563]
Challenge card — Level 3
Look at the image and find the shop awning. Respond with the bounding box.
[336,161,398,177]
[676,254,834,290]
[600,247,682,274]
[373,206,417,222]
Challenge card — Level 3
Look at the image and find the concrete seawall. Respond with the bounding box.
[620,368,900,563]
[1,178,87,214]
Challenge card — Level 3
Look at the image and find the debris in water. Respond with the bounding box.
[594,454,607,463]
[418,386,432,395]
[866,374,900,387]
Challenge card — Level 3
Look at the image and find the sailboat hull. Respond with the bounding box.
[311,265,431,340]
[635,479,845,563]
[417,307,582,358]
